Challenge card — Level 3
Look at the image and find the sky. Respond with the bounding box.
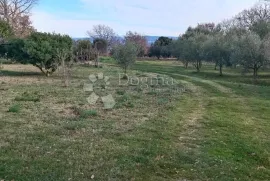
[31,0,259,37]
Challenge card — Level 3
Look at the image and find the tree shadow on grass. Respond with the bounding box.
[0,70,42,77]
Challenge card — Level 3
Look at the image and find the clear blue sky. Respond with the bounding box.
[31,0,258,37]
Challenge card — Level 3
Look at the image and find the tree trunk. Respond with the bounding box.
[219,64,223,76]
[185,62,188,69]
[197,61,200,72]
[62,59,69,87]
[253,67,259,79]
[35,65,47,76]
[199,60,202,69]
[122,67,128,79]
[95,53,99,68]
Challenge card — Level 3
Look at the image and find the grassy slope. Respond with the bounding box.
[0,62,270,180]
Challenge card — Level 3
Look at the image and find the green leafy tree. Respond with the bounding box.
[149,44,161,59]
[160,45,172,58]
[3,38,28,62]
[184,33,207,72]
[0,20,13,42]
[112,42,138,77]
[0,20,13,61]
[149,36,173,59]
[250,21,270,39]
[93,38,108,55]
[171,39,190,68]
[23,32,72,76]
[182,23,220,39]
[203,33,231,76]
[155,36,173,46]
[231,32,270,78]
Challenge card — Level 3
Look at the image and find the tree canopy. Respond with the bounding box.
[112,42,138,76]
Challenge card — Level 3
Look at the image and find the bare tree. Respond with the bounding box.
[0,0,38,37]
[87,24,117,48]
[125,31,148,57]
[234,2,270,28]
[0,0,38,21]
[56,48,73,87]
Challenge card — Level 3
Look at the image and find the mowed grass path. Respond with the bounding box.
[133,61,270,180]
[0,62,270,180]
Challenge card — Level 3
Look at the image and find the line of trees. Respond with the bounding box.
[1,0,270,79]
[169,2,270,78]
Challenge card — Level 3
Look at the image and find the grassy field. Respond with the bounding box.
[0,61,270,180]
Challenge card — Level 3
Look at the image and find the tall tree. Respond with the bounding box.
[234,2,270,29]
[176,33,207,72]
[203,33,231,76]
[149,44,162,59]
[231,32,270,78]
[125,31,148,57]
[87,24,117,48]
[154,36,173,46]
[149,36,173,59]
[93,38,108,55]
[171,39,190,68]
[182,23,220,39]
[0,0,37,37]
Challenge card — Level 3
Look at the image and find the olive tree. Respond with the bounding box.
[171,39,190,68]
[203,33,231,76]
[181,33,207,72]
[112,42,138,78]
[232,32,270,78]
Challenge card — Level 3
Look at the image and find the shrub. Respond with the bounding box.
[15,92,40,102]
[64,121,87,131]
[8,104,21,113]
[6,32,73,76]
[116,89,126,95]
[73,108,98,118]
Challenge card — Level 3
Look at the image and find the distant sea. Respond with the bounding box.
[73,36,178,45]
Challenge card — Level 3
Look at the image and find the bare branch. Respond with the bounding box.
[87,24,117,48]
[0,0,37,37]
